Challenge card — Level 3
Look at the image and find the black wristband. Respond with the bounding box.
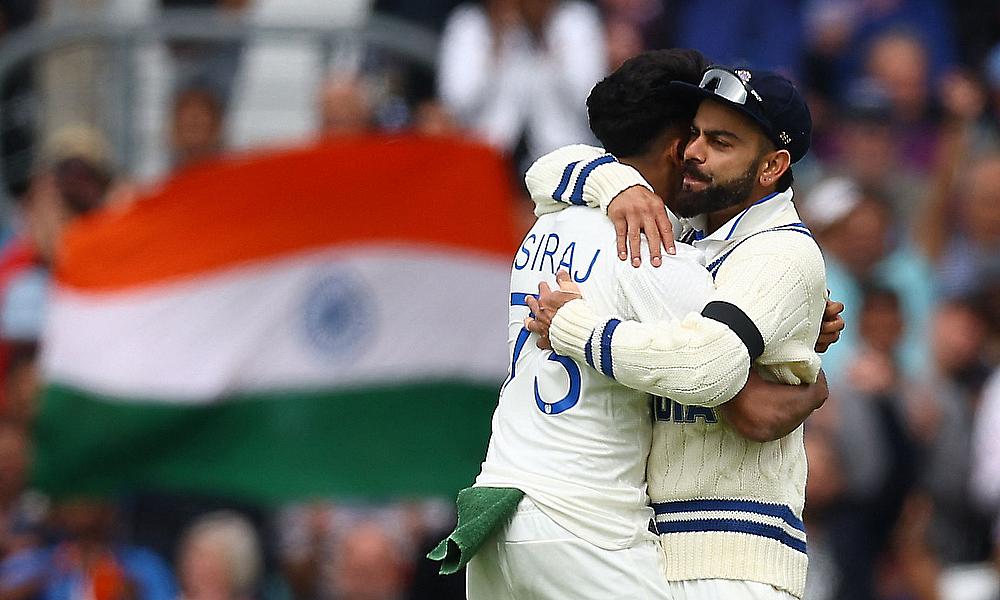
[701,301,764,361]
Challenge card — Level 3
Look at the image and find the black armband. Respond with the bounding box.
[701,301,764,361]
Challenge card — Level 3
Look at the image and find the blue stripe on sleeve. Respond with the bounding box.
[599,318,621,379]
[552,161,581,203]
[569,155,616,205]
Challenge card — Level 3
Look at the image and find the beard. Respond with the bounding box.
[673,160,759,218]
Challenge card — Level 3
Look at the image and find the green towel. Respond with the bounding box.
[427,486,524,575]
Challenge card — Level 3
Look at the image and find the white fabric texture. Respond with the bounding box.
[466,498,672,600]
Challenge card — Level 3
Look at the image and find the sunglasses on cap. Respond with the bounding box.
[698,67,763,106]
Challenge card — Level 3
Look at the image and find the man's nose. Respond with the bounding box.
[684,136,706,163]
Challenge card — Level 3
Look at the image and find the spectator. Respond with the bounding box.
[819,287,920,600]
[802,425,847,600]
[276,501,456,600]
[410,100,458,137]
[813,79,928,228]
[437,0,606,171]
[177,511,262,600]
[318,74,376,137]
[926,154,1000,298]
[863,29,942,171]
[160,0,249,106]
[0,125,114,421]
[810,0,957,98]
[0,421,46,561]
[972,369,1000,516]
[906,300,997,599]
[972,367,1000,597]
[0,499,176,600]
[276,502,336,600]
[597,0,671,69]
[802,176,936,381]
[171,85,226,169]
[330,520,408,600]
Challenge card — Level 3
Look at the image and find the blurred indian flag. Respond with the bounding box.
[33,136,516,502]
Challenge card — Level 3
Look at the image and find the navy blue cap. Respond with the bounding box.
[670,67,812,163]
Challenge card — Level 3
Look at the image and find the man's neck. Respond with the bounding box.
[706,185,777,233]
[619,154,667,199]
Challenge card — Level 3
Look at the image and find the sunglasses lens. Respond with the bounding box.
[698,69,749,105]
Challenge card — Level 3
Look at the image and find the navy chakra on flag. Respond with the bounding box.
[303,271,373,358]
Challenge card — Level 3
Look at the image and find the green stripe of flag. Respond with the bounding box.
[33,381,499,503]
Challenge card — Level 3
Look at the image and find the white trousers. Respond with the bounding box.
[466,499,796,600]
[466,498,671,599]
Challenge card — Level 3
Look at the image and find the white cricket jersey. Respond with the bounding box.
[475,206,714,550]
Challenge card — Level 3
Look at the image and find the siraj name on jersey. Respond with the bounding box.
[513,232,600,282]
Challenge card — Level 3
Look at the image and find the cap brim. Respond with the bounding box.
[668,80,777,146]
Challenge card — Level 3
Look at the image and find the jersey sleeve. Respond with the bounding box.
[547,232,828,405]
[548,297,750,408]
[525,145,653,216]
[549,243,751,408]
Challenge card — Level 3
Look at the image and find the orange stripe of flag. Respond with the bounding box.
[56,135,520,292]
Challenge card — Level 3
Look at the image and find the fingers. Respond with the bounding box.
[525,274,583,348]
[523,317,553,350]
[644,214,662,268]
[823,300,845,319]
[555,270,581,296]
[615,218,628,262]
[525,296,550,326]
[628,217,642,268]
[820,315,846,335]
[653,207,676,257]
[814,330,841,353]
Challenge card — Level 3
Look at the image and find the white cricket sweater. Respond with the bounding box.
[475,206,715,551]
[525,146,827,598]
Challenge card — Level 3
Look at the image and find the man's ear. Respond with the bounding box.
[759,149,791,186]
[666,137,682,164]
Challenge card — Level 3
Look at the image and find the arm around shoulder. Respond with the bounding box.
[524,145,651,216]
[548,299,753,407]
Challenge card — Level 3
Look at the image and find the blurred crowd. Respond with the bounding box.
[0,1,997,600]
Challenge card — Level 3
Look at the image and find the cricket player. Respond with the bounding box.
[456,53,831,600]
[524,66,827,599]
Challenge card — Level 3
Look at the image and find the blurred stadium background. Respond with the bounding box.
[0,0,998,599]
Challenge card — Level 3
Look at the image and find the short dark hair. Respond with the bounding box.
[587,49,708,158]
